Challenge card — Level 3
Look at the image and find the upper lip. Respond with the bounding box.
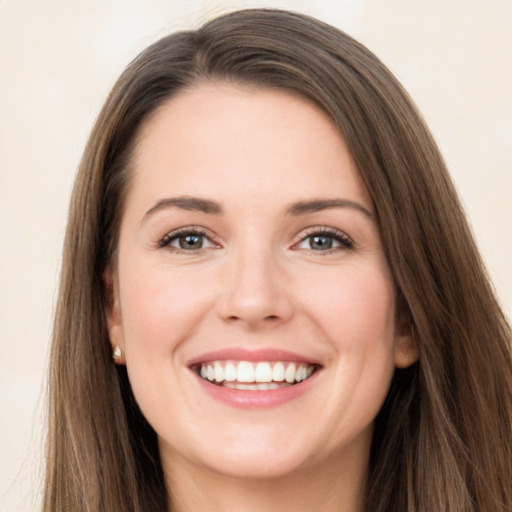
[187,347,322,367]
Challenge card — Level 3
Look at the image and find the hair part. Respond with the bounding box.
[44,8,512,512]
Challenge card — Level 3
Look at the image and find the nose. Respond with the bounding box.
[216,247,294,330]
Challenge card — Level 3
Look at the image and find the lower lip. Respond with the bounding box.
[193,372,319,409]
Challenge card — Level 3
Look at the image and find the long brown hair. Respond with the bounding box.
[44,8,512,511]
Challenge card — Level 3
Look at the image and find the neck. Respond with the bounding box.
[163,450,367,512]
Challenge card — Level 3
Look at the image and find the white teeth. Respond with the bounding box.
[285,363,296,383]
[272,362,285,382]
[214,362,224,383]
[296,366,308,382]
[224,362,237,381]
[255,362,272,382]
[224,382,259,390]
[224,381,290,390]
[198,360,316,388]
[257,382,276,390]
[237,361,255,382]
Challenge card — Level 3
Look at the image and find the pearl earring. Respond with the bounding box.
[112,346,122,362]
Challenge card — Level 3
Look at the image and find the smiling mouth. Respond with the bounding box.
[195,360,318,390]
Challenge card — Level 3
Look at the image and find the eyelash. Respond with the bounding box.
[157,226,354,254]
[158,227,218,252]
[292,227,354,254]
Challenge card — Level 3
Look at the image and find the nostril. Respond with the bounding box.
[225,314,280,324]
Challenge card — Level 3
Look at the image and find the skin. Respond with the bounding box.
[107,83,418,512]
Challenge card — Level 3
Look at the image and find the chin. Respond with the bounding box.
[159,423,323,481]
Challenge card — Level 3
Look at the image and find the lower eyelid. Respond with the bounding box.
[297,238,351,251]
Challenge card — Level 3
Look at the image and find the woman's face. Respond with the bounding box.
[108,83,416,481]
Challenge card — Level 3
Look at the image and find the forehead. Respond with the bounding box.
[128,83,372,213]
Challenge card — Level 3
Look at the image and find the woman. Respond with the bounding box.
[43,8,512,512]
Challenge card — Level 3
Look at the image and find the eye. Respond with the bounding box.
[294,228,353,253]
[159,228,217,252]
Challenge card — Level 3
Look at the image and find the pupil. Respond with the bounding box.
[311,235,332,250]
[180,234,202,249]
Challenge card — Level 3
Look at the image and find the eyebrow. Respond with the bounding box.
[286,199,374,219]
[143,196,374,221]
[144,196,223,220]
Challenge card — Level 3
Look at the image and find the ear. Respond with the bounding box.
[394,317,419,369]
[104,267,125,365]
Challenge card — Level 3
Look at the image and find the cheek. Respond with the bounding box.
[118,260,216,355]
[307,263,397,425]
[298,261,397,416]
[117,262,216,418]
[300,263,397,352]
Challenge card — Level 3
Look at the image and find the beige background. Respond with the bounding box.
[1,1,510,510]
